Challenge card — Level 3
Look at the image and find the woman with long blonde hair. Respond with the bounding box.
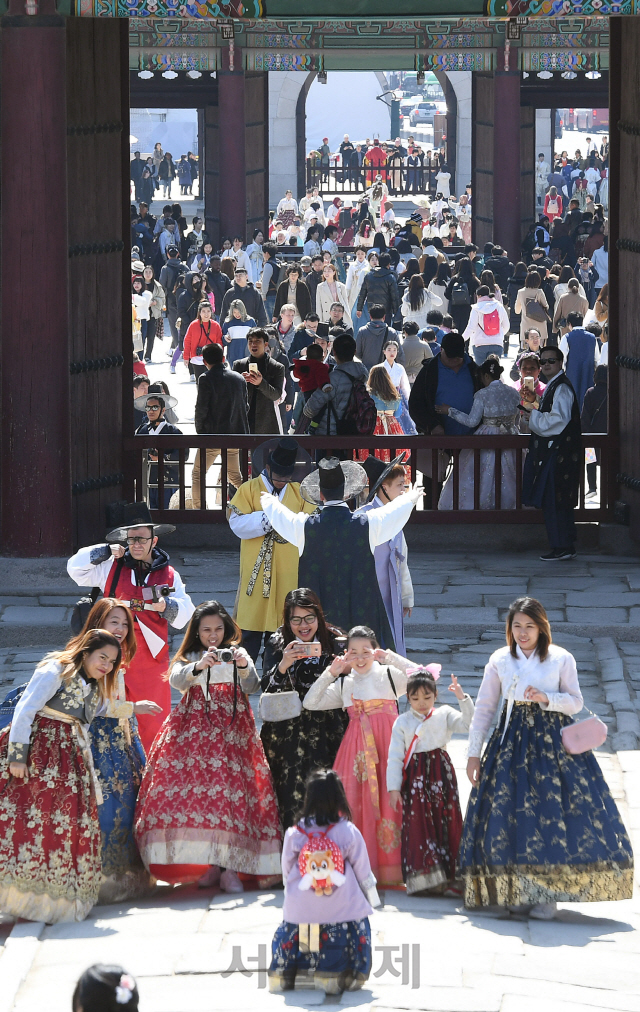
[356,362,409,468]
[77,598,160,903]
[0,628,121,922]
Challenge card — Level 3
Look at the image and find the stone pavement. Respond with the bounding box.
[0,548,639,1011]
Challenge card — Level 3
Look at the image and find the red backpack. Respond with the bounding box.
[481,308,500,337]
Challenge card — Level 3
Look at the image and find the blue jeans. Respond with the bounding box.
[264,294,276,322]
[472,344,503,365]
[352,303,369,335]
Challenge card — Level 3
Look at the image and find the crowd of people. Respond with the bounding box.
[306,134,450,196]
[128,168,608,561]
[0,450,633,997]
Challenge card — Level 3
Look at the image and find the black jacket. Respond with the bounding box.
[409,355,481,434]
[177,276,205,341]
[483,255,514,291]
[204,268,232,317]
[159,259,186,309]
[580,367,608,433]
[356,266,400,315]
[232,354,285,434]
[274,279,312,321]
[288,327,317,362]
[195,363,249,434]
[220,281,268,327]
[305,269,325,307]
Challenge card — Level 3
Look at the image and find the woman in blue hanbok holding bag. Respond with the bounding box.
[460,597,633,920]
[75,599,160,902]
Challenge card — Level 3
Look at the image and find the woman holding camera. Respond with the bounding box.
[260,588,348,829]
[134,601,282,892]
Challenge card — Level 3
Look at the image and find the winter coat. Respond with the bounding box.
[232,354,285,434]
[580,366,608,434]
[463,297,510,349]
[552,291,589,336]
[355,320,405,372]
[400,288,443,330]
[194,363,250,434]
[220,282,268,327]
[356,266,400,316]
[177,275,206,341]
[145,279,165,319]
[514,286,549,341]
[177,159,192,184]
[316,280,350,323]
[159,259,186,310]
[409,355,481,434]
[273,279,312,321]
[303,359,369,436]
[402,332,433,382]
[482,255,514,291]
[204,268,232,315]
[506,273,527,332]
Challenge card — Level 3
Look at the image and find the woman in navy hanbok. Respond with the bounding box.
[76,599,160,902]
[460,597,633,919]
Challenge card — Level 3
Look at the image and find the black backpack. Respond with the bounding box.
[335,375,377,436]
[450,280,470,306]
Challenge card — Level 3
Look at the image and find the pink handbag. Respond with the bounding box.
[561,712,607,754]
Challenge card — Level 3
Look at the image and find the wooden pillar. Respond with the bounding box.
[609,16,635,535]
[218,47,247,241]
[472,72,494,250]
[492,46,521,259]
[1,0,71,555]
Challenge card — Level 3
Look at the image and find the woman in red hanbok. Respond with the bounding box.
[134,601,282,892]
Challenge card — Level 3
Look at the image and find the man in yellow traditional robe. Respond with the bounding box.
[228,438,316,661]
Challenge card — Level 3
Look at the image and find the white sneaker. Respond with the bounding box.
[530,902,557,920]
[220,869,244,894]
[197,865,221,888]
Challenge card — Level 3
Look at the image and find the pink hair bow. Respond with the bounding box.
[406,663,441,680]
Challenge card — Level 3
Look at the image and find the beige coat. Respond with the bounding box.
[315,279,350,323]
[552,290,589,336]
[514,286,549,342]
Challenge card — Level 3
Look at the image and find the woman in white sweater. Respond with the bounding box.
[459,596,633,920]
[401,274,443,330]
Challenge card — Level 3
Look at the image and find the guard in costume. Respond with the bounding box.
[68,502,195,754]
[260,457,421,649]
[228,438,316,661]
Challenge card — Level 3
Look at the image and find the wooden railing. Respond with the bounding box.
[124,433,614,525]
[305,157,438,196]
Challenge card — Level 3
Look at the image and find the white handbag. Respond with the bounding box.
[258,670,302,722]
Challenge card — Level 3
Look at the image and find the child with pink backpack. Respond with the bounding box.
[268,769,380,995]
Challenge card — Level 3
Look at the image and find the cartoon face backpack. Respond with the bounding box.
[296,825,346,952]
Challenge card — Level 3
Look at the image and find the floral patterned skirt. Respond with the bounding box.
[401,748,463,894]
[459,703,634,907]
[334,701,402,887]
[0,717,102,923]
[261,708,348,830]
[134,684,282,882]
[90,716,154,903]
[268,919,371,994]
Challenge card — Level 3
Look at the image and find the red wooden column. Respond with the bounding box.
[217,46,247,242]
[1,0,71,555]
[492,45,521,260]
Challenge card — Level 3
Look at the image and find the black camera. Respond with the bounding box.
[216,648,234,663]
[142,584,174,604]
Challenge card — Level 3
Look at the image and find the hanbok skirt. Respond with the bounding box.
[261,708,348,829]
[0,717,102,923]
[396,394,417,436]
[269,919,371,993]
[401,748,463,894]
[90,715,153,903]
[459,702,634,907]
[357,414,410,473]
[134,684,282,883]
[439,422,520,510]
[334,700,402,886]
